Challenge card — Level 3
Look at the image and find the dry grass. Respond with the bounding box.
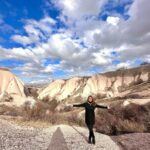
[66,111,85,126]
[95,103,150,135]
[0,105,22,116]
[95,93,107,99]
[116,119,145,133]
[21,100,85,127]
[10,118,52,128]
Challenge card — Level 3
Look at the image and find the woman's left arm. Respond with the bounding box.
[96,104,108,109]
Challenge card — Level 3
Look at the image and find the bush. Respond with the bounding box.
[116,94,144,100]
[67,112,85,126]
[22,100,70,125]
[117,83,128,92]
[63,105,72,112]
[0,105,22,116]
[42,96,50,102]
[22,101,50,120]
[129,78,143,86]
[116,119,145,133]
[22,100,85,126]
[95,93,106,99]
[95,103,150,135]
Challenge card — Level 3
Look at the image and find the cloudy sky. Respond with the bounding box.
[0,0,150,83]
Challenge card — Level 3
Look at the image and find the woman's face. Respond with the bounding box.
[88,96,93,103]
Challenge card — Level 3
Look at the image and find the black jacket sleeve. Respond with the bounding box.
[96,104,108,109]
[73,103,85,107]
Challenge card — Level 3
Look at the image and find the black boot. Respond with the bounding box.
[92,137,95,144]
[88,136,92,144]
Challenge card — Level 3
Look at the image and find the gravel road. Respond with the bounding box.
[0,119,120,150]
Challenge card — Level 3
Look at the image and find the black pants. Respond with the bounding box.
[87,124,95,141]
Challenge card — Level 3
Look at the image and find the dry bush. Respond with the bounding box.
[47,99,58,112]
[42,96,50,102]
[22,100,61,124]
[95,93,107,99]
[42,96,58,112]
[22,101,85,126]
[66,111,85,126]
[116,119,145,133]
[148,72,150,81]
[116,94,144,100]
[63,105,72,112]
[72,96,83,103]
[118,84,128,92]
[29,88,38,99]
[21,98,85,126]
[24,87,39,99]
[95,103,150,135]
[0,105,22,116]
[129,78,143,87]
[22,101,49,120]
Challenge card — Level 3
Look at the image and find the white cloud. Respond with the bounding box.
[1,0,150,83]
[106,16,120,26]
[53,0,107,19]
[91,48,112,65]
[11,16,56,45]
[116,62,131,69]
[11,35,38,45]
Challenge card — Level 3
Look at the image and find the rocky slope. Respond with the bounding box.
[38,65,150,101]
[0,68,25,97]
[0,68,35,107]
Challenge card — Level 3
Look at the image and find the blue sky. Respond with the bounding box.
[0,0,150,83]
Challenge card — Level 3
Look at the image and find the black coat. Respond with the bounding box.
[73,102,107,125]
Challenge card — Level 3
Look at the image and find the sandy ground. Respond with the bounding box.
[0,118,120,150]
[112,133,150,150]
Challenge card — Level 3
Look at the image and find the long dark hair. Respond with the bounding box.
[87,95,96,106]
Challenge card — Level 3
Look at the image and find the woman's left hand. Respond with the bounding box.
[107,105,111,109]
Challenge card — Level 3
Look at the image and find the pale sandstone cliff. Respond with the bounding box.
[0,68,25,96]
[0,68,35,107]
[38,65,150,101]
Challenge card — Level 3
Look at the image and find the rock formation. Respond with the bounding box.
[0,68,25,96]
[38,65,150,101]
[0,68,35,107]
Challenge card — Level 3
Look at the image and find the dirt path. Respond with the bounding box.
[0,119,120,150]
[60,124,120,150]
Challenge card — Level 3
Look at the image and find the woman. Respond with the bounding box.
[73,95,108,144]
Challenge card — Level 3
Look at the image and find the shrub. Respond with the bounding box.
[0,105,22,116]
[116,119,145,133]
[22,100,63,124]
[129,78,143,86]
[117,83,128,92]
[42,96,50,102]
[63,105,72,112]
[22,101,50,120]
[67,112,85,126]
[96,93,106,99]
[116,94,144,100]
[71,96,83,103]
[47,99,58,112]
[95,103,150,135]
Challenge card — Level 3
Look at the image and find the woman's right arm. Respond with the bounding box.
[73,103,85,107]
